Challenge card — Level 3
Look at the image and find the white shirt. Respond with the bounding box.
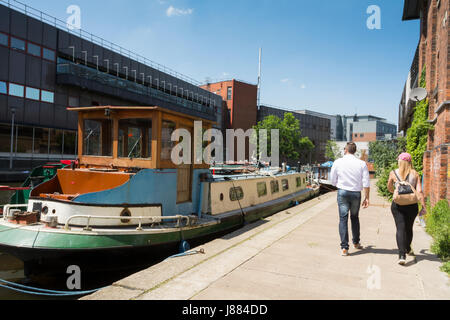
[330,154,370,192]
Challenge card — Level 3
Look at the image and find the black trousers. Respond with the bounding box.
[391,202,419,257]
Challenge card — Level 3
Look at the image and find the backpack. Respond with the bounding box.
[392,171,419,206]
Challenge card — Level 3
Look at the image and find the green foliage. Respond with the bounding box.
[253,113,315,163]
[325,140,342,161]
[369,138,407,177]
[375,163,397,201]
[405,67,434,176]
[425,200,450,272]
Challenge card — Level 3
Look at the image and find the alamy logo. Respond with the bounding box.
[66,5,82,30]
[170,122,280,167]
[66,265,81,290]
[366,265,381,290]
[366,5,381,30]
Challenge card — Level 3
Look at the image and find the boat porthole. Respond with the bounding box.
[42,206,48,214]
[120,208,132,224]
[220,193,224,201]
[52,209,56,214]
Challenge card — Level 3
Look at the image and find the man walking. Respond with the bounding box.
[330,142,370,256]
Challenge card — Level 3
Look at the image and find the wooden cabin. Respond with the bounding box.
[69,106,214,170]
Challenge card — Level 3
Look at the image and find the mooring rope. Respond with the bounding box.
[0,278,105,297]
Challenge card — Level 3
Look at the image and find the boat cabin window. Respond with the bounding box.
[161,120,176,160]
[118,118,152,159]
[230,186,244,201]
[271,180,279,194]
[282,179,289,191]
[257,182,267,197]
[83,119,113,157]
[296,177,302,188]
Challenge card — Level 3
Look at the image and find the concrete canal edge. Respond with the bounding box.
[82,192,337,300]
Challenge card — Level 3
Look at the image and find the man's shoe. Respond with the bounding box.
[398,255,406,266]
[354,243,363,250]
[341,249,349,256]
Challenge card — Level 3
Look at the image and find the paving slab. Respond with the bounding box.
[83,181,449,300]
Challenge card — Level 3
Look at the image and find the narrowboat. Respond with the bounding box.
[0,106,319,276]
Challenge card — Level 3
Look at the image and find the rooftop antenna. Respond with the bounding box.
[257,48,262,111]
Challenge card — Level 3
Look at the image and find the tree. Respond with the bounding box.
[369,138,407,177]
[253,113,315,164]
[325,140,342,161]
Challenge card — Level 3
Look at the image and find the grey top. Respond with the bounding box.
[394,169,418,188]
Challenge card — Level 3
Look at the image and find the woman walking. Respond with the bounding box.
[387,153,426,265]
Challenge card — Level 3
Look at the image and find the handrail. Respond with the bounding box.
[0,0,203,87]
[64,214,191,231]
[2,204,28,220]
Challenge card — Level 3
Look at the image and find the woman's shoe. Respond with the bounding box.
[398,255,406,266]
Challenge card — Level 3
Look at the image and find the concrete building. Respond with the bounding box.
[336,115,397,143]
[296,110,338,141]
[400,0,450,205]
[0,1,222,172]
[258,105,331,164]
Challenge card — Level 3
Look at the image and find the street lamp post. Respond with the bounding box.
[9,107,16,170]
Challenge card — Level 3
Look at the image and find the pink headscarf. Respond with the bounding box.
[398,153,412,162]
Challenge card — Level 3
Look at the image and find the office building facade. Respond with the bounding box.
[0,1,222,171]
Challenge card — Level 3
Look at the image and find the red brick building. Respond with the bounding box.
[401,0,450,205]
[201,80,258,162]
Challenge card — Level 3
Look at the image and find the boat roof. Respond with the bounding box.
[67,105,217,124]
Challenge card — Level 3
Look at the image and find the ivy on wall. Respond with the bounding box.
[405,67,434,176]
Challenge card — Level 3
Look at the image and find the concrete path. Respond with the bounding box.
[84,181,449,300]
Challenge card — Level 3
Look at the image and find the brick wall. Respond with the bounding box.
[419,0,450,206]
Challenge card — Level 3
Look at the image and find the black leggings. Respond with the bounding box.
[391,202,418,257]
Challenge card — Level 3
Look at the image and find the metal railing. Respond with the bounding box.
[0,0,202,86]
[57,60,216,116]
[64,214,192,231]
[2,204,28,219]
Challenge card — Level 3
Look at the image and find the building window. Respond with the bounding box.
[49,129,64,155]
[34,127,50,154]
[0,81,7,95]
[25,87,40,101]
[63,131,77,155]
[27,43,41,57]
[161,120,176,160]
[8,83,24,97]
[118,118,152,159]
[10,37,25,51]
[83,119,113,157]
[257,182,268,197]
[360,133,364,138]
[0,33,8,46]
[41,90,54,103]
[227,87,232,100]
[43,48,56,61]
[271,180,280,194]
[230,186,244,201]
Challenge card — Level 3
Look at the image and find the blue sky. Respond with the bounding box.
[20,0,419,124]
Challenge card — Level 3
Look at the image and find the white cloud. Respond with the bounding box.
[300,84,306,89]
[166,5,193,17]
[281,78,290,83]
